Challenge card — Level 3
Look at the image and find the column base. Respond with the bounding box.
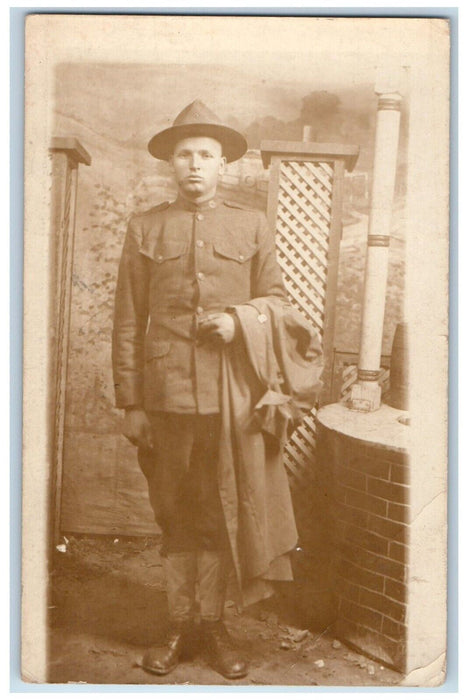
[349,382,382,412]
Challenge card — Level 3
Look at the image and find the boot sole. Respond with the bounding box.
[141,661,179,676]
[214,668,248,680]
[222,671,248,680]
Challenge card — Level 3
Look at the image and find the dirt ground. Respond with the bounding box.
[47,536,403,687]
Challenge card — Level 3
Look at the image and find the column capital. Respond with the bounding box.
[375,91,402,112]
[50,137,92,166]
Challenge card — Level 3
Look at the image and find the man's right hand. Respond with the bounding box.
[123,407,154,449]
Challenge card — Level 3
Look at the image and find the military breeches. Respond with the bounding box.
[137,413,229,555]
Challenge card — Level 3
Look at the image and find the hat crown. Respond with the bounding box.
[148,99,247,163]
[173,100,222,128]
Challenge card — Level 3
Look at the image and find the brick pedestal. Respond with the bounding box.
[316,402,409,672]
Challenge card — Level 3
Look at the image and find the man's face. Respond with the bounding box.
[170,136,226,200]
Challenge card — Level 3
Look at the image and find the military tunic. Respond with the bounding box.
[112,195,288,414]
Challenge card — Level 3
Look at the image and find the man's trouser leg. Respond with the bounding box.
[198,550,248,679]
[165,552,197,622]
[138,414,200,676]
[197,550,229,622]
[139,413,246,677]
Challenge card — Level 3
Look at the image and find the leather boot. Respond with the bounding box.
[142,552,197,675]
[142,619,193,675]
[201,619,248,679]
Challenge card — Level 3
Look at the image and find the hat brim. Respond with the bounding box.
[148,123,248,163]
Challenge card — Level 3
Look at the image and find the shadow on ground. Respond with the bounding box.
[46,536,403,686]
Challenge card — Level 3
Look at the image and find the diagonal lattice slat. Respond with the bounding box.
[280,176,330,237]
[275,160,334,509]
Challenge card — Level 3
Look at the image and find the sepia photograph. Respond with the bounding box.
[21,14,450,687]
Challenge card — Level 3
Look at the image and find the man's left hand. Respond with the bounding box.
[197,312,236,344]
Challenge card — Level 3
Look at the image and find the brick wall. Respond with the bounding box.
[316,417,410,672]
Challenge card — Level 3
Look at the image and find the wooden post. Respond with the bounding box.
[350,90,402,411]
[48,137,91,548]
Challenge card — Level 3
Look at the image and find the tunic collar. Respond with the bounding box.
[174,194,220,212]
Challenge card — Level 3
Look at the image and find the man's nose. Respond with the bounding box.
[189,154,202,169]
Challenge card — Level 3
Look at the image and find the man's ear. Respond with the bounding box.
[168,155,175,173]
[218,156,227,175]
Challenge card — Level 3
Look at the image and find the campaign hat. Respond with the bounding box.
[148,99,248,163]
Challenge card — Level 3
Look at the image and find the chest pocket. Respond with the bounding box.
[213,240,258,264]
[152,240,188,264]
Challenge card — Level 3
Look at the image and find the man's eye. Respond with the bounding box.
[201,153,213,158]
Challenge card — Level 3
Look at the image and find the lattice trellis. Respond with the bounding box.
[276,161,332,328]
[274,160,334,489]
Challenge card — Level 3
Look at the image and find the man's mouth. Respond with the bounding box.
[186,176,203,182]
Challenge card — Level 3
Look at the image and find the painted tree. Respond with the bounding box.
[299,91,342,140]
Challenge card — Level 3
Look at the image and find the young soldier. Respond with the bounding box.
[112,100,322,679]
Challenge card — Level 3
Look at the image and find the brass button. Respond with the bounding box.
[209,200,216,208]
[156,254,163,262]
[196,213,204,221]
[196,239,204,248]
[197,272,205,281]
[196,306,204,314]
[239,254,244,261]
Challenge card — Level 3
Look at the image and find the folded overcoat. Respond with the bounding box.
[218,297,323,606]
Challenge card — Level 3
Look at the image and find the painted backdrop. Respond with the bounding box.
[55,64,406,535]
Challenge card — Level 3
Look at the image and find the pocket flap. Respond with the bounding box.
[140,239,188,263]
[213,239,258,263]
[154,240,188,263]
[146,340,171,360]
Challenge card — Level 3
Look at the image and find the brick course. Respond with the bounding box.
[338,466,367,491]
[367,476,410,504]
[340,598,383,631]
[388,542,408,564]
[367,514,408,543]
[344,488,388,517]
[335,576,361,602]
[343,522,389,555]
[349,454,391,480]
[387,503,410,525]
[390,464,410,484]
[336,503,369,529]
[358,589,406,622]
[337,558,385,593]
[384,578,406,604]
[345,543,407,582]
[382,616,408,641]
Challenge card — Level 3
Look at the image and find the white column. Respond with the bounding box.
[350,90,402,411]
